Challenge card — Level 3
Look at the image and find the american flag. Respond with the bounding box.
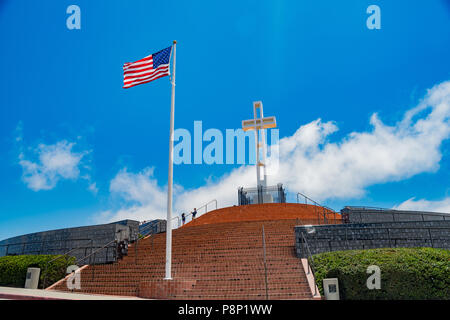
[123,46,172,89]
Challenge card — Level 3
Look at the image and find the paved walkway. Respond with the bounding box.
[0,287,146,300]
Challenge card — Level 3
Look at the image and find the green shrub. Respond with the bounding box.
[312,247,450,300]
[0,254,76,289]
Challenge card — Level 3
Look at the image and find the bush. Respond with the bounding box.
[312,247,450,300]
[0,255,76,289]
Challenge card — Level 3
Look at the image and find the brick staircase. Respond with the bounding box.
[184,203,338,227]
[49,204,340,299]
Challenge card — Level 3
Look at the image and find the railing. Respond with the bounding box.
[343,206,387,211]
[238,184,286,205]
[343,207,450,224]
[172,216,181,228]
[41,239,94,289]
[183,199,218,224]
[139,220,166,236]
[41,239,120,288]
[296,192,338,224]
[76,239,118,281]
[300,232,318,296]
[134,220,167,264]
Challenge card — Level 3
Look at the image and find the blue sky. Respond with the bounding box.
[1,0,450,240]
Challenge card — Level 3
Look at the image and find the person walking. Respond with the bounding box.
[181,212,186,225]
[192,208,197,219]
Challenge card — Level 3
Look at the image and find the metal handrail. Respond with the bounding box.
[76,239,117,265]
[184,199,218,222]
[296,192,338,224]
[296,192,320,206]
[134,220,169,264]
[139,220,165,236]
[309,226,450,233]
[41,239,93,289]
[76,239,118,282]
[343,206,388,211]
[171,216,180,228]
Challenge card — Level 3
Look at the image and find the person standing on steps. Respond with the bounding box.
[181,212,186,225]
[192,208,197,219]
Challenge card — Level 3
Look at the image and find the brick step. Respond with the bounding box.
[128,252,295,258]
[80,266,305,275]
[72,286,309,299]
[77,274,307,283]
[131,247,296,253]
[109,268,304,275]
[145,235,294,240]
[75,289,137,296]
[136,239,293,246]
[188,286,309,293]
[132,244,294,249]
[127,247,294,255]
[192,284,311,291]
[129,244,295,252]
[131,243,293,250]
[81,261,305,271]
[74,282,310,292]
[82,261,300,269]
[120,262,297,268]
[182,288,311,297]
[171,292,312,300]
[129,252,295,259]
[127,253,294,260]
[145,230,297,237]
[76,273,307,283]
[77,270,306,279]
[86,262,301,271]
[127,258,295,264]
[128,250,295,257]
[176,275,308,281]
[74,282,136,288]
[49,209,324,299]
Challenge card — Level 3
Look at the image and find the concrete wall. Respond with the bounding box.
[295,220,450,258]
[0,220,140,264]
[341,207,450,224]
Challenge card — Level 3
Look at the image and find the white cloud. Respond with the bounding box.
[19,140,89,191]
[88,182,99,195]
[97,80,450,223]
[394,197,450,214]
[97,168,167,223]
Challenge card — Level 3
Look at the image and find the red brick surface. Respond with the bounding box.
[49,204,339,299]
[184,203,340,227]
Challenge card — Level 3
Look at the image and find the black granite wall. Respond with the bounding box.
[0,220,140,264]
[295,220,450,258]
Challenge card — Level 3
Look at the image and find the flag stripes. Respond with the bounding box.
[122,46,172,89]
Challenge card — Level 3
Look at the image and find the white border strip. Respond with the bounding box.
[301,258,321,300]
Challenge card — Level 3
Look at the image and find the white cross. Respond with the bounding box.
[242,101,277,188]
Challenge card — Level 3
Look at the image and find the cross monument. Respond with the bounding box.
[242,101,277,189]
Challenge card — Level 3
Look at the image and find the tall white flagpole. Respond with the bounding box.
[165,40,176,280]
